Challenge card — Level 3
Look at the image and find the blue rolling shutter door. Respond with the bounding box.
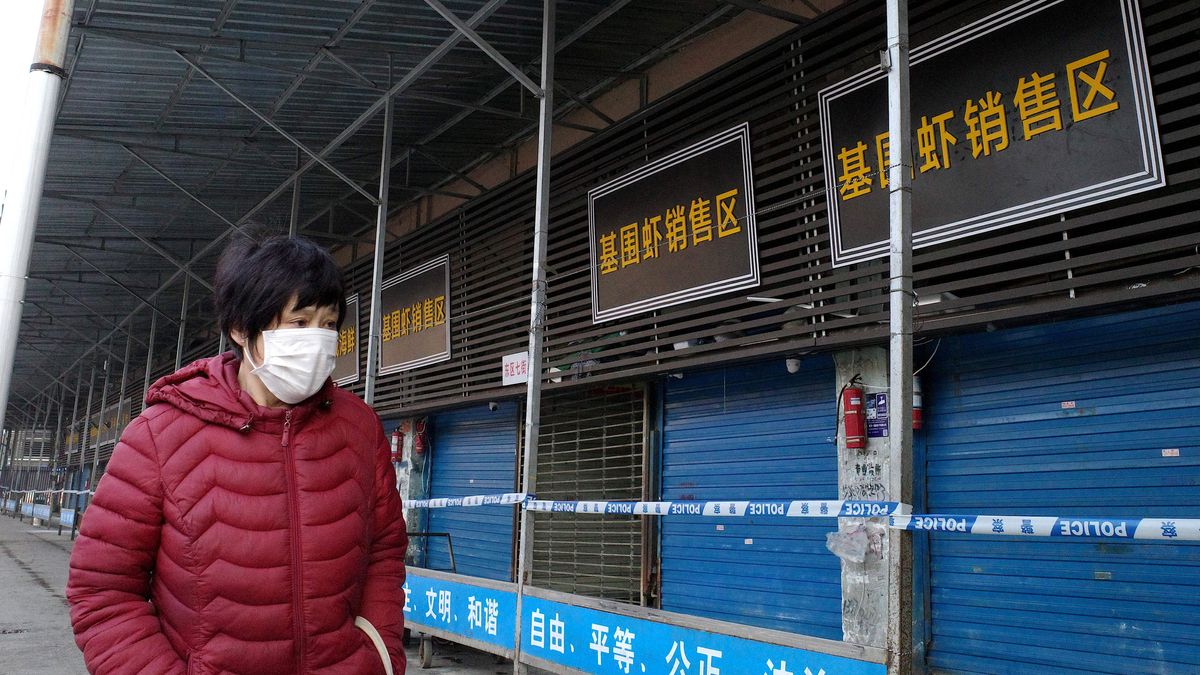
[661,357,841,639]
[924,303,1200,674]
[427,403,518,581]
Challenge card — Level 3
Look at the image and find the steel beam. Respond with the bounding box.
[343,0,639,242]
[320,47,379,89]
[228,0,510,238]
[176,51,381,204]
[553,82,615,125]
[719,0,810,24]
[40,279,151,348]
[412,147,486,193]
[58,246,178,325]
[85,200,214,291]
[55,132,281,170]
[123,145,255,236]
[406,92,530,120]
[513,2,555,671]
[422,0,543,97]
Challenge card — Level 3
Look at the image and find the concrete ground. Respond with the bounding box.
[0,508,512,674]
[0,509,87,675]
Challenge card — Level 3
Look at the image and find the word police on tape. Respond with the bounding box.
[523,498,908,518]
[890,514,1200,541]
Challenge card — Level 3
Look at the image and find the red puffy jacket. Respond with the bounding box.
[67,353,407,674]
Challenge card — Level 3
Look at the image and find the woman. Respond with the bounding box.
[67,236,406,674]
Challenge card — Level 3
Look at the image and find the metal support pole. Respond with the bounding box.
[51,383,66,509]
[0,0,77,435]
[175,275,190,371]
[144,312,157,400]
[885,0,914,673]
[63,363,82,514]
[513,2,555,671]
[117,328,132,435]
[86,342,113,513]
[77,365,95,512]
[363,96,394,406]
[289,148,302,236]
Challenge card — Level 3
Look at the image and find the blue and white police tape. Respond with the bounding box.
[890,514,1200,541]
[406,492,528,509]
[0,488,94,496]
[523,498,908,518]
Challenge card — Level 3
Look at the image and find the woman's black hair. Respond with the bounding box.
[214,234,347,358]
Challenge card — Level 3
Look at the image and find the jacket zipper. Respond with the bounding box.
[281,409,306,671]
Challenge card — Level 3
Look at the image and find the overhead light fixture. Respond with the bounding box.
[746,296,784,303]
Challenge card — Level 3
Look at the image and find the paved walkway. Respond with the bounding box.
[0,509,87,674]
[0,508,513,674]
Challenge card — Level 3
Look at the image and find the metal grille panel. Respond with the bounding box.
[531,384,647,603]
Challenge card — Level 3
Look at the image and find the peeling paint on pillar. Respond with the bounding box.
[835,347,890,648]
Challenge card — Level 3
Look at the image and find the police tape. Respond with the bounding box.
[404,494,907,518]
[889,514,1200,541]
[400,494,1200,541]
[0,488,95,496]
[524,498,908,518]
[406,492,528,509]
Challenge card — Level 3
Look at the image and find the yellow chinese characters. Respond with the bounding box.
[336,326,356,358]
[1066,49,1119,122]
[1015,71,1062,139]
[917,111,957,173]
[837,141,872,200]
[964,91,1009,158]
[597,187,744,275]
[381,294,447,342]
[834,48,1120,201]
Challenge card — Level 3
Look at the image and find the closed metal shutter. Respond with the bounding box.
[923,303,1200,673]
[660,357,841,639]
[427,403,518,581]
[531,384,648,604]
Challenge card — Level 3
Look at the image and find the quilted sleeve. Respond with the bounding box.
[357,421,408,674]
[66,415,187,674]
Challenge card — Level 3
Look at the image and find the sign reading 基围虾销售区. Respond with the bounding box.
[820,0,1164,267]
[377,255,451,374]
[588,123,760,323]
[332,294,359,385]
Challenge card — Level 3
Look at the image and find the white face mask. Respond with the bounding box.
[244,328,338,405]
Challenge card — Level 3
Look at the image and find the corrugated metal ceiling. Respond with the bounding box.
[8,0,767,423]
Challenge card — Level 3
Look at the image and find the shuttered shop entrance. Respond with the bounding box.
[426,403,518,581]
[531,384,648,604]
[660,357,842,639]
[923,303,1200,673]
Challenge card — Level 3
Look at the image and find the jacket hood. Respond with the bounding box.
[146,353,334,433]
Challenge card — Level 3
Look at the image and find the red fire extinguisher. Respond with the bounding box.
[390,427,403,463]
[413,418,428,455]
[912,376,924,431]
[842,385,866,450]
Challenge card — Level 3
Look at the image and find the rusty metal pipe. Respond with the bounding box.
[33,0,74,72]
[0,0,77,434]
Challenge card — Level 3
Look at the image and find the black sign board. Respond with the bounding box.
[378,255,451,374]
[333,294,360,385]
[588,123,759,323]
[820,0,1163,267]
